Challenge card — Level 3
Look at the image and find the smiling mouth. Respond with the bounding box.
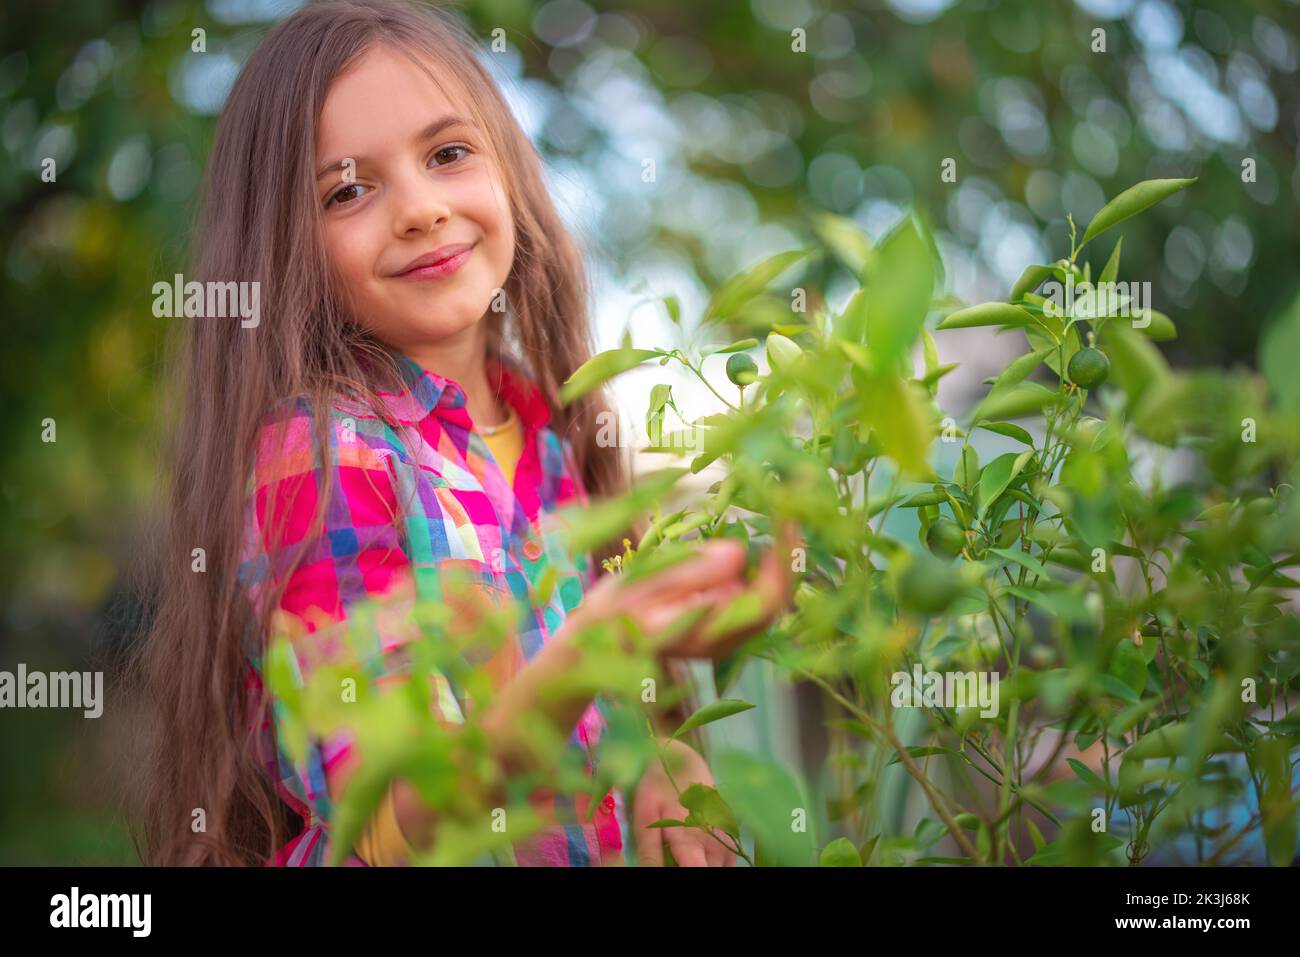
[394,244,475,281]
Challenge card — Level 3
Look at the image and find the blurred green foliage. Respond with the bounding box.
[1,0,1297,863]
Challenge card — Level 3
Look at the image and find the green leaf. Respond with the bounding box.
[819,837,863,866]
[646,383,672,439]
[1078,177,1197,250]
[765,332,803,371]
[1010,264,1061,303]
[989,346,1055,393]
[886,745,951,766]
[678,783,741,839]
[671,698,756,740]
[920,362,960,388]
[1261,290,1300,412]
[938,302,1036,330]
[1027,819,1047,852]
[922,328,940,377]
[714,749,815,866]
[863,215,935,371]
[1098,238,1122,285]
[1134,309,1177,341]
[561,347,662,404]
[1098,322,1170,407]
[811,211,874,277]
[899,488,947,507]
[552,467,686,554]
[856,370,935,477]
[1257,738,1299,866]
[1067,758,1108,792]
[1124,722,1242,761]
[1108,638,1147,696]
[987,545,1054,581]
[704,248,814,324]
[913,818,946,849]
[1004,584,1091,622]
[1098,673,1141,705]
[976,450,1033,518]
[1024,311,1077,375]
[977,422,1034,446]
[708,338,760,355]
[662,294,681,325]
[973,381,1062,424]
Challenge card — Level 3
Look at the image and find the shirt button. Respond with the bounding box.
[522,539,543,561]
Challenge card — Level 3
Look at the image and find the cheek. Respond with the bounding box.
[478,186,516,272]
[324,227,377,295]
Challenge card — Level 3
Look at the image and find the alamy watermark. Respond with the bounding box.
[0,664,103,718]
[152,273,260,328]
[596,410,705,457]
[891,664,999,718]
[50,887,150,937]
[1041,274,1154,329]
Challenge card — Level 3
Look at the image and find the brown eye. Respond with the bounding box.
[430,145,470,167]
[326,183,368,208]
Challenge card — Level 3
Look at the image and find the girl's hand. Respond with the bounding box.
[575,520,799,662]
[631,737,735,867]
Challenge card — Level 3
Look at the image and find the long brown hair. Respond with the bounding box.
[129,0,641,866]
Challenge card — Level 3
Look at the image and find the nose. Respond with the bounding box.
[390,165,451,238]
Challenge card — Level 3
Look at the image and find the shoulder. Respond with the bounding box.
[240,392,406,573]
[250,393,399,488]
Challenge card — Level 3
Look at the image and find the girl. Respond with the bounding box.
[135,0,792,867]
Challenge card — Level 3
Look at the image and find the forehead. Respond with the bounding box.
[316,44,475,153]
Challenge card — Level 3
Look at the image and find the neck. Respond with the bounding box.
[401,324,508,428]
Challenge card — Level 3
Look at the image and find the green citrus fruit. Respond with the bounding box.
[925,519,967,559]
[725,352,758,386]
[896,554,964,614]
[1067,347,1110,389]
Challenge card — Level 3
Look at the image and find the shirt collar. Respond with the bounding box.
[377,345,552,432]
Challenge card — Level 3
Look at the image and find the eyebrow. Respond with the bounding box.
[315,114,475,180]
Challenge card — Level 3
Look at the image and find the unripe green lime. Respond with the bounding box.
[896,554,964,614]
[925,519,967,559]
[725,352,758,386]
[1067,347,1110,389]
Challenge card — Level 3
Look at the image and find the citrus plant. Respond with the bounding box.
[270,178,1300,867]
[559,176,1300,866]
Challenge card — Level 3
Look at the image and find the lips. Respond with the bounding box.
[394,242,475,277]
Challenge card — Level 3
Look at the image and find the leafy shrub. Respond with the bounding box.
[274,179,1300,866]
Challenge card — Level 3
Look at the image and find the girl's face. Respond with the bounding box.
[315,45,515,354]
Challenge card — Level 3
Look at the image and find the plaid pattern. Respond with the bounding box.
[237,347,627,866]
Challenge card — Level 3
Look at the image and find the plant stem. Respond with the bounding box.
[794,667,984,862]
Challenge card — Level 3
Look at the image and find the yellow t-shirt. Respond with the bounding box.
[353,406,525,866]
[480,405,523,487]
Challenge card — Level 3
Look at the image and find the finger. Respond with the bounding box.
[642,578,745,637]
[633,813,665,868]
[707,841,736,868]
[640,596,712,639]
[654,582,751,657]
[624,540,746,603]
[665,834,708,867]
[702,839,725,867]
[631,800,665,868]
[753,524,799,617]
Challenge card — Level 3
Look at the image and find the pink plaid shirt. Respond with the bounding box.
[237,347,627,865]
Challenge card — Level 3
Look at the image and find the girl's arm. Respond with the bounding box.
[387,536,791,854]
[387,606,598,852]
